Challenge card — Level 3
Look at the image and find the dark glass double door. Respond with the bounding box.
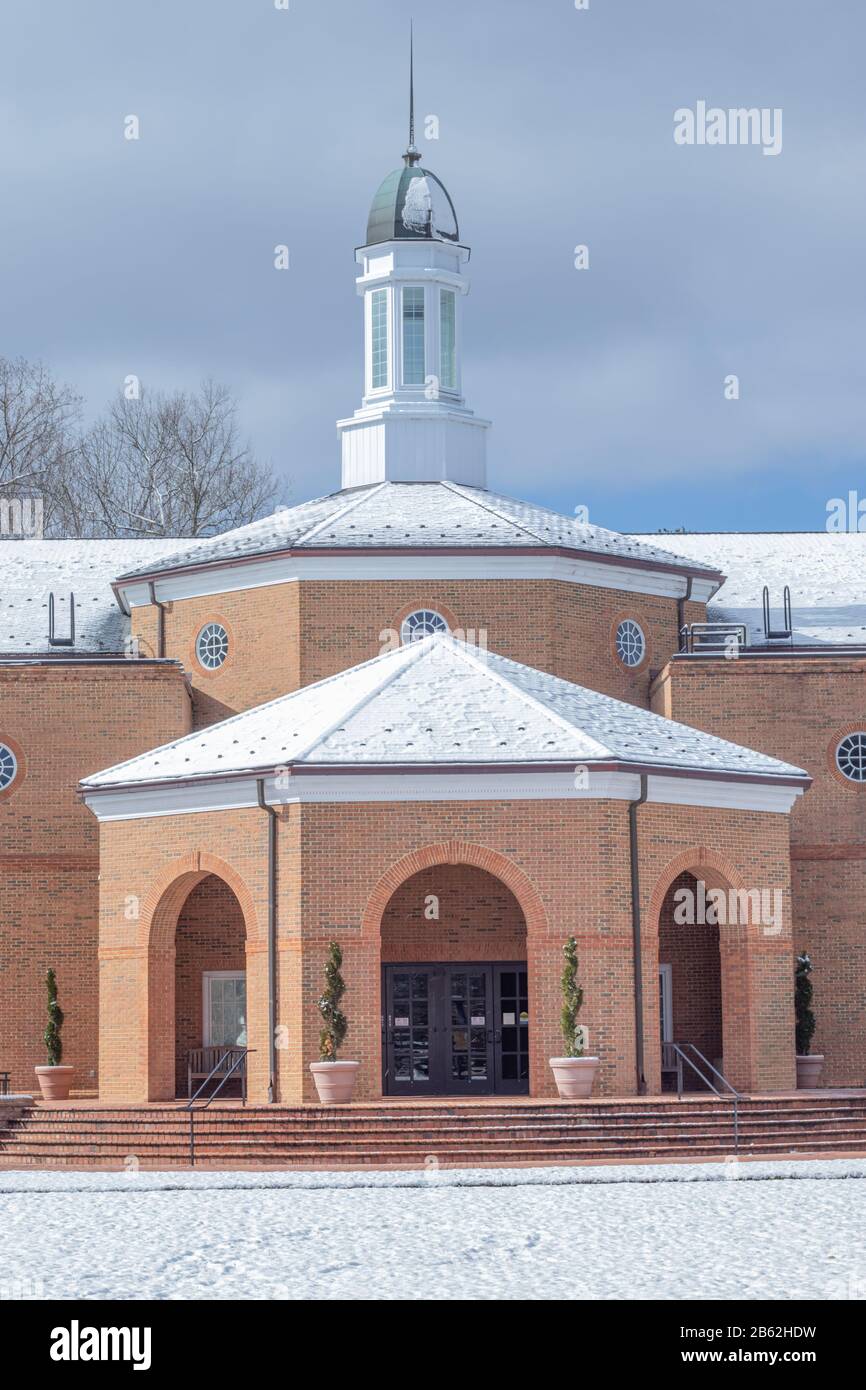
[382,962,529,1096]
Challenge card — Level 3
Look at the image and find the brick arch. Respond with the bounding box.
[142,853,258,1099]
[142,851,260,953]
[362,841,548,940]
[647,847,755,1093]
[647,847,749,934]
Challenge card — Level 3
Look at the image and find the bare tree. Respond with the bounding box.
[0,356,82,534]
[57,380,277,538]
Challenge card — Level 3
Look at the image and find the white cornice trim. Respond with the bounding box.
[118,552,717,610]
[83,769,803,822]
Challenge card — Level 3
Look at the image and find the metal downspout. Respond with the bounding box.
[256,778,278,1104]
[677,576,694,652]
[147,581,167,658]
[629,774,649,1095]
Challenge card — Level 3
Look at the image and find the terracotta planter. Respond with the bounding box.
[549,1056,600,1099]
[796,1054,824,1089]
[34,1066,74,1101]
[309,1060,359,1104]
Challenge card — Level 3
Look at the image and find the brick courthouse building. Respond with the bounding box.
[1,140,865,1108]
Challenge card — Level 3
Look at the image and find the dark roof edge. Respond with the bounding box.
[0,654,185,669]
[669,646,866,661]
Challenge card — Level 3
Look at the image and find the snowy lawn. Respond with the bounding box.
[1,1159,864,1301]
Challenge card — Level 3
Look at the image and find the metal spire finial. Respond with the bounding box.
[404,21,421,166]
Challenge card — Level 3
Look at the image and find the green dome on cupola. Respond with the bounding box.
[365,161,460,246]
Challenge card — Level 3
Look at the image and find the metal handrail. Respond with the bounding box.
[679,621,748,654]
[185,1046,254,1167]
[665,1041,742,1153]
[762,584,793,642]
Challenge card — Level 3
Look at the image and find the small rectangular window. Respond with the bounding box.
[439,289,456,390]
[370,289,389,389]
[402,286,425,385]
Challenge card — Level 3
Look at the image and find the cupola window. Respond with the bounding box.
[402,286,426,385]
[439,289,456,390]
[370,288,389,390]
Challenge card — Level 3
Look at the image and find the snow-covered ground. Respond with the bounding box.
[1,1160,864,1301]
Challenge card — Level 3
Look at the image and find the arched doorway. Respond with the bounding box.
[380,864,529,1096]
[657,871,723,1090]
[174,875,247,1097]
[143,858,257,1101]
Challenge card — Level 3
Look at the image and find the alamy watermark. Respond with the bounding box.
[674,102,783,157]
[0,495,44,538]
[826,491,866,533]
[673,880,783,935]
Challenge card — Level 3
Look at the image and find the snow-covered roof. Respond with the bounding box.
[114,483,721,583]
[632,532,866,646]
[82,634,807,791]
[0,539,197,654]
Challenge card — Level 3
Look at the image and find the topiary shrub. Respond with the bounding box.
[43,968,64,1067]
[317,941,348,1061]
[795,952,816,1056]
[561,936,585,1058]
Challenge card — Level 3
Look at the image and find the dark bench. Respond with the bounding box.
[186,1047,247,1100]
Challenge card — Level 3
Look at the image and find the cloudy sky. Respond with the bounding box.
[3,0,864,532]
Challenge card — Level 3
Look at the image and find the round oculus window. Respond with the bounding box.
[836,732,866,783]
[615,618,646,669]
[400,609,449,643]
[0,743,18,792]
[196,622,229,670]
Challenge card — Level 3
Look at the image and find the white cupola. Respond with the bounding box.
[337,52,490,488]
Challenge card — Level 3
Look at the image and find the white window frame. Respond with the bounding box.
[368,286,391,394]
[835,732,866,784]
[196,622,229,671]
[615,618,646,669]
[400,608,450,644]
[202,970,246,1047]
[0,743,18,792]
[401,285,426,387]
[659,963,673,1043]
[439,287,458,393]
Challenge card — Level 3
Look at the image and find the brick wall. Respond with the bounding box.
[0,661,191,1094]
[132,583,300,727]
[96,794,795,1104]
[131,580,706,726]
[652,654,866,1087]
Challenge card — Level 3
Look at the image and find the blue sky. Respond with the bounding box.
[2,0,864,533]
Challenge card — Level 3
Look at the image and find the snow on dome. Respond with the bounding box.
[366,166,459,245]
